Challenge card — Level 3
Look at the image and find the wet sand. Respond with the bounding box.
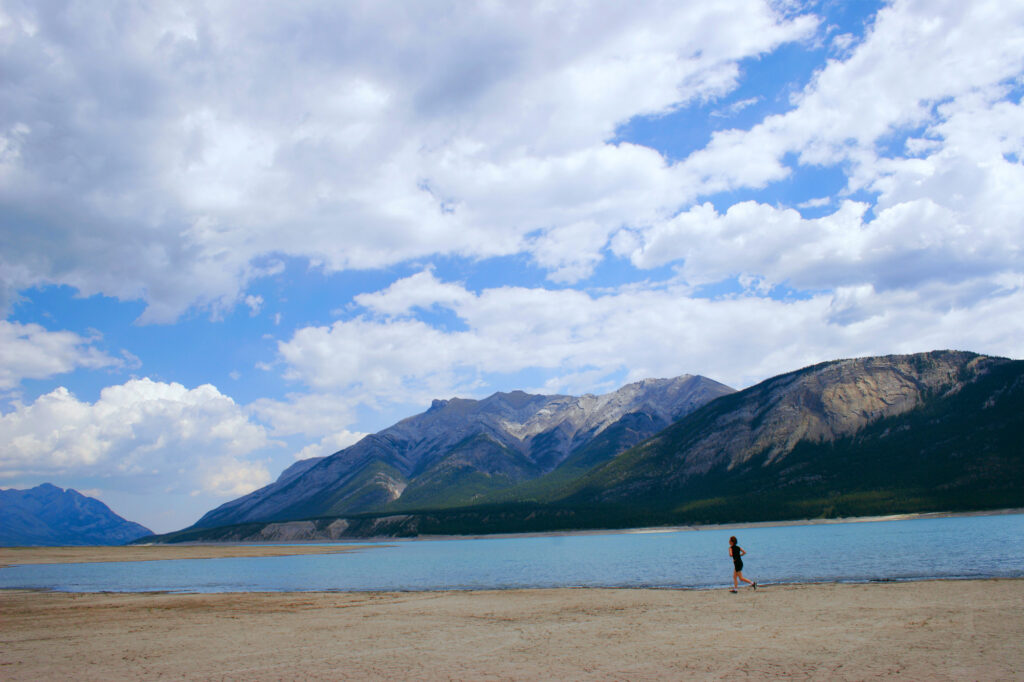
[2,579,1021,680]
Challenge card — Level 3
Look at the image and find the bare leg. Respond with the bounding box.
[736,571,753,586]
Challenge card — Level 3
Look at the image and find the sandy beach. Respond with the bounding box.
[2,578,1021,680]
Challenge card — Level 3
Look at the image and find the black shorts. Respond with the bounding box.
[733,560,743,572]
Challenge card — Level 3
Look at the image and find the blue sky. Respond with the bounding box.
[2,0,1023,533]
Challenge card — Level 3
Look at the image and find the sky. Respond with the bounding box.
[2,0,1023,534]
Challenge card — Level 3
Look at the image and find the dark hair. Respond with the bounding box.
[729,536,737,544]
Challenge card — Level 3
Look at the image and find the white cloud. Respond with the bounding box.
[291,431,367,462]
[677,0,1024,196]
[354,268,473,317]
[829,32,856,55]
[201,459,274,498]
[244,294,263,316]
[278,316,488,404]
[277,270,1024,401]
[0,379,275,498]
[529,220,612,284]
[2,2,1019,328]
[711,96,761,118]
[611,1,1024,303]
[0,320,120,390]
[615,194,1019,293]
[797,196,831,209]
[0,0,816,320]
[249,391,360,440]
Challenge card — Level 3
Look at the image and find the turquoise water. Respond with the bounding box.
[2,514,1022,593]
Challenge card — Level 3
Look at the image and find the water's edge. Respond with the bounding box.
[3,513,1021,594]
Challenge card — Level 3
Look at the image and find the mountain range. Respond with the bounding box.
[0,484,153,546]
[149,350,1023,542]
[194,374,734,529]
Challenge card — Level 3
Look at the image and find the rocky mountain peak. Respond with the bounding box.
[194,373,735,528]
[599,350,1006,490]
[156,350,1024,542]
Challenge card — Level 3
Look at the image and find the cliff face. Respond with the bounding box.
[680,351,990,474]
[568,350,1021,507]
[193,374,734,528]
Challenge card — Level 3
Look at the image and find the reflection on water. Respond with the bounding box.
[1,513,1021,593]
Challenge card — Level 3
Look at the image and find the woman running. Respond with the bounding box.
[728,536,756,593]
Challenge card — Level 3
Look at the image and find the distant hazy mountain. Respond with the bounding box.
[192,374,735,528]
[0,484,153,546]
[152,350,1023,542]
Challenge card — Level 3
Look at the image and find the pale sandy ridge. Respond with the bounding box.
[0,543,364,568]
[2,580,1021,680]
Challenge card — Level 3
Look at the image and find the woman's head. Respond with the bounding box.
[729,536,737,545]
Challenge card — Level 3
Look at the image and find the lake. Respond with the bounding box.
[2,513,1022,593]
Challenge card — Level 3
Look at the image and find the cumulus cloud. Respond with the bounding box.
[353,267,474,317]
[248,391,361,440]
[0,378,276,497]
[0,0,815,320]
[290,431,368,462]
[616,191,1021,295]
[277,270,1024,399]
[278,316,488,405]
[609,0,1024,319]
[0,320,120,390]
[676,0,1024,196]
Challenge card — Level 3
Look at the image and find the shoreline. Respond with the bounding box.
[405,505,1024,543]
[2,507,1020,569]
[0,543,366,568]
[2,579,1021,679]
[4,574,1023,596]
